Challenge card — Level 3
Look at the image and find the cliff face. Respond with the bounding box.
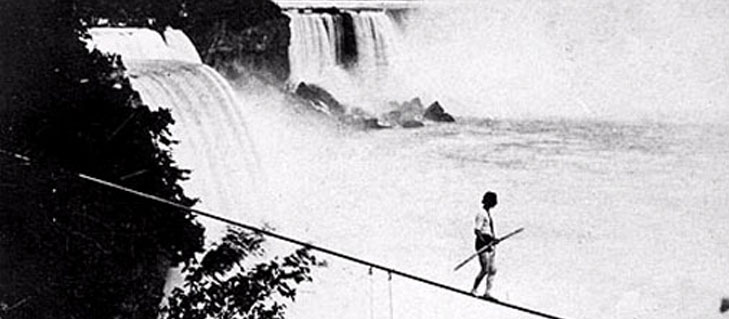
[202,17,290,83]
[185,0,290,84]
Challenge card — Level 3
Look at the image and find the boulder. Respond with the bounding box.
[423,101,455,122]
[381,110,401,126]
[400,98,424,121]
[402,97,424,113]
[383,97,426,127]
[295,82,346,115]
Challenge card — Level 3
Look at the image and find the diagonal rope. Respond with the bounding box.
[0,149,571,319]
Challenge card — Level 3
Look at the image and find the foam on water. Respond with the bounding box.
[240,106,729,319]
[86,14,729,319]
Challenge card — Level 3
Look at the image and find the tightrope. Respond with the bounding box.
[2,149,572,319]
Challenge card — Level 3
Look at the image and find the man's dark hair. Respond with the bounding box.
[482,191,498,207]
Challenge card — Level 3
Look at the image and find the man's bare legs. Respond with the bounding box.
[470,251,495,297]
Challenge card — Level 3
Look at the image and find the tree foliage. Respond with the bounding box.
[70,0,292,82]
[163,228,320,319]
[0,1,204,318]
[71,0,286,32]
[1,1,315,319]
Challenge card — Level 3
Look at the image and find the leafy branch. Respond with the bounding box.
[162,227,322,319]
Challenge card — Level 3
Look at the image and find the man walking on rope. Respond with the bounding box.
[471,191,500,299]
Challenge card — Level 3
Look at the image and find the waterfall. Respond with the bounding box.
[285,9,407,111]
[286,12,342,85]
[87,28,260,238]
[88,27,202,64]
[350,11,399,77]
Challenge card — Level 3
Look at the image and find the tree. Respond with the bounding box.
[163,228,320,319]
[0,1,316,318]
[0,1,205,318]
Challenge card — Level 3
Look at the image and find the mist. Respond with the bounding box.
[394,0,729,123]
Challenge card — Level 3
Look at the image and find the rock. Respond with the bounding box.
[294,82,346,115]
[381,110,401,126]
[423,101,455,122]
[400,98,424,121]
[383,97,426,127]
[401,120,425,128]
[403,97,424,113]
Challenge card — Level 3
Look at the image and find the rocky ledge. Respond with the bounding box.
[294,82,456,130]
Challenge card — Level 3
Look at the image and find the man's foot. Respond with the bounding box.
[480,293,498,301]
[470,289,478,296]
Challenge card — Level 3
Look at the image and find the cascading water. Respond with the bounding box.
[350,11,399,78]
[127,61,260,230]
[286,9,407,112]
[287,12,341,84]
[87,27,261,237]
[84,4,729,319]
[284,1,729,123]
[88,27,202,64]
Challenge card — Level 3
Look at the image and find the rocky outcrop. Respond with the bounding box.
[382,97,425,127]
[382,98,456,126]
[294,82,345,115]
[294,87,458,130]
[294,82,396,130]
[423,101,456,122]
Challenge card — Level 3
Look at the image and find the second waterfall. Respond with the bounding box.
[286,9,407,111]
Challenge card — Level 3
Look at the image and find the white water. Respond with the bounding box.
[87,11,729,319]
[287,12,341,85]
[349,11,399,76]
[238,90,729,319]
[286,10,407,113]
[87,28,260,239]
[349,11,402,94]
[248,3,729,318]
[125,61,260,239]
[285,1,729,123]
[87,27,202,64]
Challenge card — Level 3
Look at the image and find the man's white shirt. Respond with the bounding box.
[474,209,495,237]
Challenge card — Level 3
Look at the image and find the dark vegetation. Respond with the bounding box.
[74,0,291,82]
[0,0,315,318]
[163,228,319,319]
[181,0,291,83]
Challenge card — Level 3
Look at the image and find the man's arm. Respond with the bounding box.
[474,229,498,245]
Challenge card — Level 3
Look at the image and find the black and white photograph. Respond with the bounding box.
[1,1,728,319]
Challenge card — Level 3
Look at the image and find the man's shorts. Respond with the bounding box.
[475,235,495,253]
[475,236,496,275]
